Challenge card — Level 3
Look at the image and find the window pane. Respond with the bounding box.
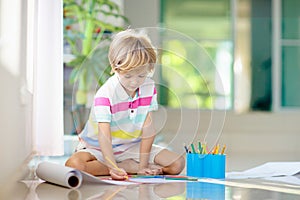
[281,46,300,107]
[282,0,300,39]
[160,0,233,109]
[281,0,300,108]
[162,0,232,40]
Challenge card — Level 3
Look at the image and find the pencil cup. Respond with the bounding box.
[186,153,226,179]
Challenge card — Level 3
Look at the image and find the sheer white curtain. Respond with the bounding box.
[32,0,64,155]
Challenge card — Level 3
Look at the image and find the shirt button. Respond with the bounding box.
[131,110,134,113]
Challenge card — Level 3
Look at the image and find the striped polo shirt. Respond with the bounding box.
[79,74,158,154]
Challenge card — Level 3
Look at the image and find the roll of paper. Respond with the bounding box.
[36,162,82,189]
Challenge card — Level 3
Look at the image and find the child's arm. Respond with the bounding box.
[98,122,127,179]
[139,112,157,173]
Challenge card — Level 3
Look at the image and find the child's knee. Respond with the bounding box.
[175,156,185,173]
[65,156,85,171]
[169,156,185,175]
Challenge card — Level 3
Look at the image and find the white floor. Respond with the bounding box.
[1,151,299,200]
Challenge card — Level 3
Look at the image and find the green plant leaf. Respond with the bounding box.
[63,0,129,104]
[69,66,81,83]
[67,55,86,67]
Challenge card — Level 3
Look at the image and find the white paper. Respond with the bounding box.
[81,173,138,186]
[264,175,300,186]
[226,162,300,179]
[36,162,136,189]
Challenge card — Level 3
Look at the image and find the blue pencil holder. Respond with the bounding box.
[186,153,226,179]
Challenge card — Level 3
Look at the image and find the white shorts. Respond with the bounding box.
[76,142,165,164]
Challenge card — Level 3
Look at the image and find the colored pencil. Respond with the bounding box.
[221,144,226,155]
[198,141,202,154]
[184,143,189,153]
[191,143,196,154]
[128,175,198,181]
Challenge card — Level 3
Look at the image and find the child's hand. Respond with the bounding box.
[137,166,162,175]
[109,168,128,180]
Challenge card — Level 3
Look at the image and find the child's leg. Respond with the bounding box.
[65,151,109,176]
[154,149,185,175]
[66,151,142,175]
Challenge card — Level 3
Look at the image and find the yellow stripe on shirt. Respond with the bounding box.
[111,129,142,139]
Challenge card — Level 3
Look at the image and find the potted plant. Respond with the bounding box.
[63,0,129,133]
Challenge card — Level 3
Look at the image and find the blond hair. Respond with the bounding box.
[108,29,157,74]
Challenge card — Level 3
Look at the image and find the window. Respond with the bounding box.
[273,0,300,110]
[280,0,300,108]
[161,0,300,111]
[159,0,234,109]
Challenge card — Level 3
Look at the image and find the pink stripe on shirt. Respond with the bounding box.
[94,97,110,106]
[111,96,153,114]
[133,96,153,108]
[111,102,129,113]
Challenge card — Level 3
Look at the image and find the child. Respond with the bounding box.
[65,29,185,180]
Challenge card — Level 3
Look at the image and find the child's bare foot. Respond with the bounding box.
[118,160,164,175]
[117,159,139,174]
[148,164,163,174]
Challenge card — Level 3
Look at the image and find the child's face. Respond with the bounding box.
[117,66,149,95]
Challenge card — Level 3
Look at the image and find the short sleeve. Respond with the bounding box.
[93,96,112,122]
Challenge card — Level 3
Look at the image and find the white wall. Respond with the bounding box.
[0,0,33,198]
[154,110,300,171]
[124,0,160,28]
